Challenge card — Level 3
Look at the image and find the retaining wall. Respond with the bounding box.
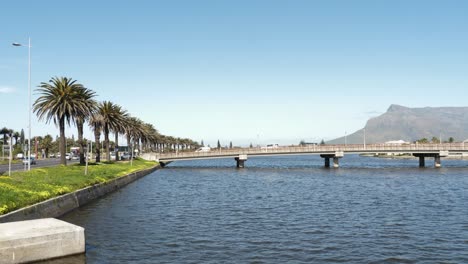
[0,165,159,223]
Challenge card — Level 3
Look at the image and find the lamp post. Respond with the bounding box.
[12,37,32,171]
[363,128,366,149]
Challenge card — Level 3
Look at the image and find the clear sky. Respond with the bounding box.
[1,0,468,146]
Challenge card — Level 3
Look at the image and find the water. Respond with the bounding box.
[55,155,468,263]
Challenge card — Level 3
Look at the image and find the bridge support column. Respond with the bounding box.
[320,152,343,168]
[235,154,248,168]
[414,151,447,168]
[333,157,340,168]
[434,156,441,168]
[419,156,425,167]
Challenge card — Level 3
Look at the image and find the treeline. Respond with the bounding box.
[1,76,199,165]
[415,137,455,143]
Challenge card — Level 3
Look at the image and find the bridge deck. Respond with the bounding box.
[156,143,468,162]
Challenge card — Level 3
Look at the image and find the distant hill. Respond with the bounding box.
[327,104,468,144]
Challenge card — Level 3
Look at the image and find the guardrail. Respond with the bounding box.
[156,143,468,161]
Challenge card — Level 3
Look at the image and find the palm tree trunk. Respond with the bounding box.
[59,117,67,165]
[77,119,85,165]
[114,132,119,161]
[126,134,132,158]
[94,130,101,162]
[104,125,110,161]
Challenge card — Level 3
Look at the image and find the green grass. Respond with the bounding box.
[0,158,158,215]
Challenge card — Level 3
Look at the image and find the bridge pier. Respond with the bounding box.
[320,151,343,168]
[235,154,248,168]
[419,156,425,167]
[333,157,340,168]
[414,151,448,168]
[434,156,441,168]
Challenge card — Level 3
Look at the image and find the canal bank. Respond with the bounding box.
[0,164,159,223]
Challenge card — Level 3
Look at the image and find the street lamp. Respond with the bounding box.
[363,128,366,149]
[12,37,32,171]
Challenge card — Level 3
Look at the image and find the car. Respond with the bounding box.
[16,153,24,160]
[22,157,36,165]
[71,155,79,160]
[120,153,131,160]
[49,153,55,158]
[195,147,211,152]
[56,153,61,158]
[65,153,71,160]
[110,153,116,161]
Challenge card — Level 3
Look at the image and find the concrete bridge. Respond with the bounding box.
[142,143,468,168]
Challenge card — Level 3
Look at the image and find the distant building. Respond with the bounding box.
[385,140,409,145]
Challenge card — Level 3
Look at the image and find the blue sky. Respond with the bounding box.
[1,0,468,146]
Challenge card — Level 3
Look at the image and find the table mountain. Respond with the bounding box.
[327,104,468,144]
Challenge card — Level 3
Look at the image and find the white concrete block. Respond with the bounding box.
[0,218,85,264]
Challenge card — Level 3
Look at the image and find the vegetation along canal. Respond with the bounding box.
[57,155,468,263]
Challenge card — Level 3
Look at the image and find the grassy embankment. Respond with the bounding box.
[0,159,158,215]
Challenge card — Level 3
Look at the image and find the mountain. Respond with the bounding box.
[327,104,468,144]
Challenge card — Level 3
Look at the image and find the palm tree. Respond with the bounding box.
[0,127,10,161]
[0,127,9,145]
[73,89,97,165]
[89,113,104,162]
[13,132,20,146]
[112,109,128,161]
[123,116,144,158]
[97,101,127,161]
[33,76,96,165]
[41,134,54,158]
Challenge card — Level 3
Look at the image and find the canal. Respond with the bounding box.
[51,155,468,263]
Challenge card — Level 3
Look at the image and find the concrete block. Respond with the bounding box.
[0,218,84,264]
[238,154,248,160]
[439,150,449,157]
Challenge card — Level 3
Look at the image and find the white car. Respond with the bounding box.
[22,157,36,165]
[195,147,211,152]
[65,153,71,160]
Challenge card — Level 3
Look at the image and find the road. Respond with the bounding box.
[0,159,79,174]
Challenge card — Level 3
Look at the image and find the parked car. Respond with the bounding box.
[110,153,116,161]
[65,153,71,160]
[16,153,24,160]
[22,157,36,165]
[120,152,131,160]
[49,153,55,158]
[71,155,79,160]
[56,153,61,158]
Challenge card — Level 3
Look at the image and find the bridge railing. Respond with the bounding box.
[157,143,467,160]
